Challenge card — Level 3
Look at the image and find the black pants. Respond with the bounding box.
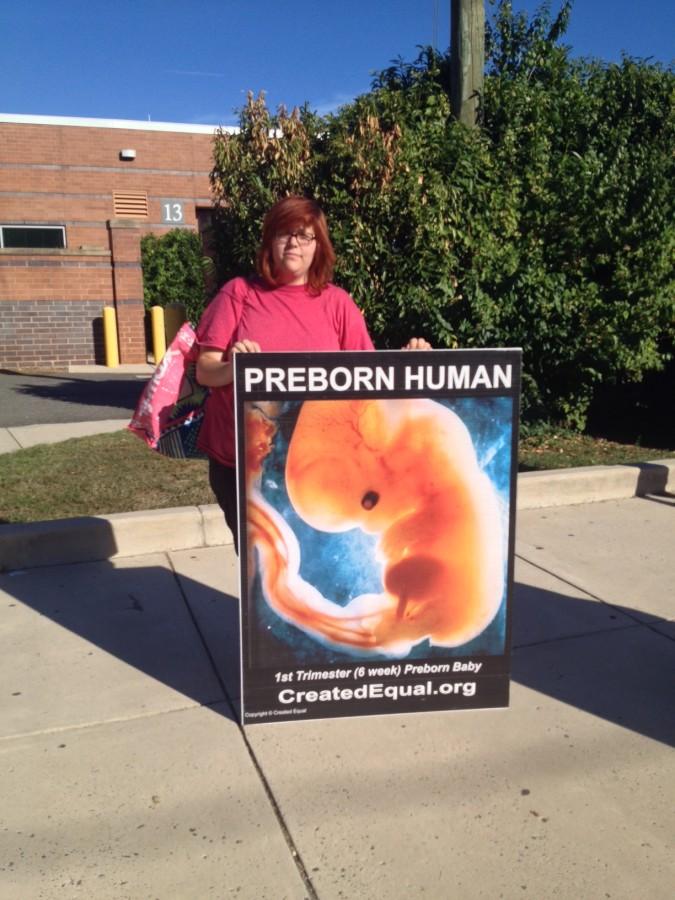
[208,458,239,554]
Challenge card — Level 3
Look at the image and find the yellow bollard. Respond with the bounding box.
[151,306,166,365]
[164,303,187,346]
[102,306,120,368]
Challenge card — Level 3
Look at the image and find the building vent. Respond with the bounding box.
[113,192,148,218]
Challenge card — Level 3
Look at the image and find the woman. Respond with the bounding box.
[195,195,430,549]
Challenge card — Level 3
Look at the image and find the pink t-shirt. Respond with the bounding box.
[196,276,374,465]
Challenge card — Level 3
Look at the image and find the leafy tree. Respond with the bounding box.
[480,1,674,425]
[209,1,674,429]
[209,93,320,285]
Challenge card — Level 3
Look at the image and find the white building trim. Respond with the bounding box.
[0,113,237,135]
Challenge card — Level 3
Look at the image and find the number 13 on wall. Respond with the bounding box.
[161,200,185,224]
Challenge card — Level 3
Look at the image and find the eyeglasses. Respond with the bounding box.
[274,230,316,246]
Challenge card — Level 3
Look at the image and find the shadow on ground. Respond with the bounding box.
[2,551,673,745]
[511,582,674,746]
[0,371,147,426]
[1,553,241,725]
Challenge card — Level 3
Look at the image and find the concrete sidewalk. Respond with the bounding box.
[0,418,129,453]
[1,496,674,899]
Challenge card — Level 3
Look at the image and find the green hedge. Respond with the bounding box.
[140,229,211,326]
[209,1,674,429]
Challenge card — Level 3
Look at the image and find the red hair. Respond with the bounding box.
[257,196,335,294]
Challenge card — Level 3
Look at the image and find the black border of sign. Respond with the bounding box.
[234,348,522,725]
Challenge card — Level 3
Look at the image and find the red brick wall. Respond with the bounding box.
[0,300,108,370]
[0,117,216,369]
[108,220,145,364]
[0,251,113,300]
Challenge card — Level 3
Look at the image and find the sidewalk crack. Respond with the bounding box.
[515,552,674,643]
[166,554,319,899]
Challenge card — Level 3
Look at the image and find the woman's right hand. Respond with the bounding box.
[197,340,262,387]
[229,339,261,359]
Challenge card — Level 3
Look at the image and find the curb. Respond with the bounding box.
[1,459,673,572]
[0,505,233,572]
[516,458,675,509]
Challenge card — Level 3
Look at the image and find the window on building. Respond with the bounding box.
[0,225,66,249]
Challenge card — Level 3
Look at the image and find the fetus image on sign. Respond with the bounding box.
[245,398,506,658]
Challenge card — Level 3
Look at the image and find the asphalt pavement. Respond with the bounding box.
[0,368,151,428]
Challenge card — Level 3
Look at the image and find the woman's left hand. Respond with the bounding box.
[402,337,433,350]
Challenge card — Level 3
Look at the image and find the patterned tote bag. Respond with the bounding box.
[128,322,209,459]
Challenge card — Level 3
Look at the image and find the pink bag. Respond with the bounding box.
[128,322,209,459]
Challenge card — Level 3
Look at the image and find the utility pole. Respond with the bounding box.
[450,0,485,127]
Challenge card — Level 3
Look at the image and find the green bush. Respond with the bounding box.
[209,1,674,429]
[480,1,675,426]
[140,229,211,325]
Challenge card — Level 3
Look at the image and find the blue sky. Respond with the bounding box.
[3,1,673,125]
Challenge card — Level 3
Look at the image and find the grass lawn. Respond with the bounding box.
[0,432,211,524]
[518,428,674,471]
[0,429,673,524]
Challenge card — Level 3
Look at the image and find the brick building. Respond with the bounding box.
[0,113,234,370]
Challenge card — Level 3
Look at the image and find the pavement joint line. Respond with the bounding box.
[512,621,641,651]
[517,551,641,613]
[515,552,675,641]
[645,623,675,643]
[235,725,320,900]
[5,550,176,576]
[0,701,215,745]
[165,553,320,900]
[7,426,28,450]
[168,554,320,899]
[6,427,25,449]
[165,551,239,720]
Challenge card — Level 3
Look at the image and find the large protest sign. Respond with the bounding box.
[234,349,521,724]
